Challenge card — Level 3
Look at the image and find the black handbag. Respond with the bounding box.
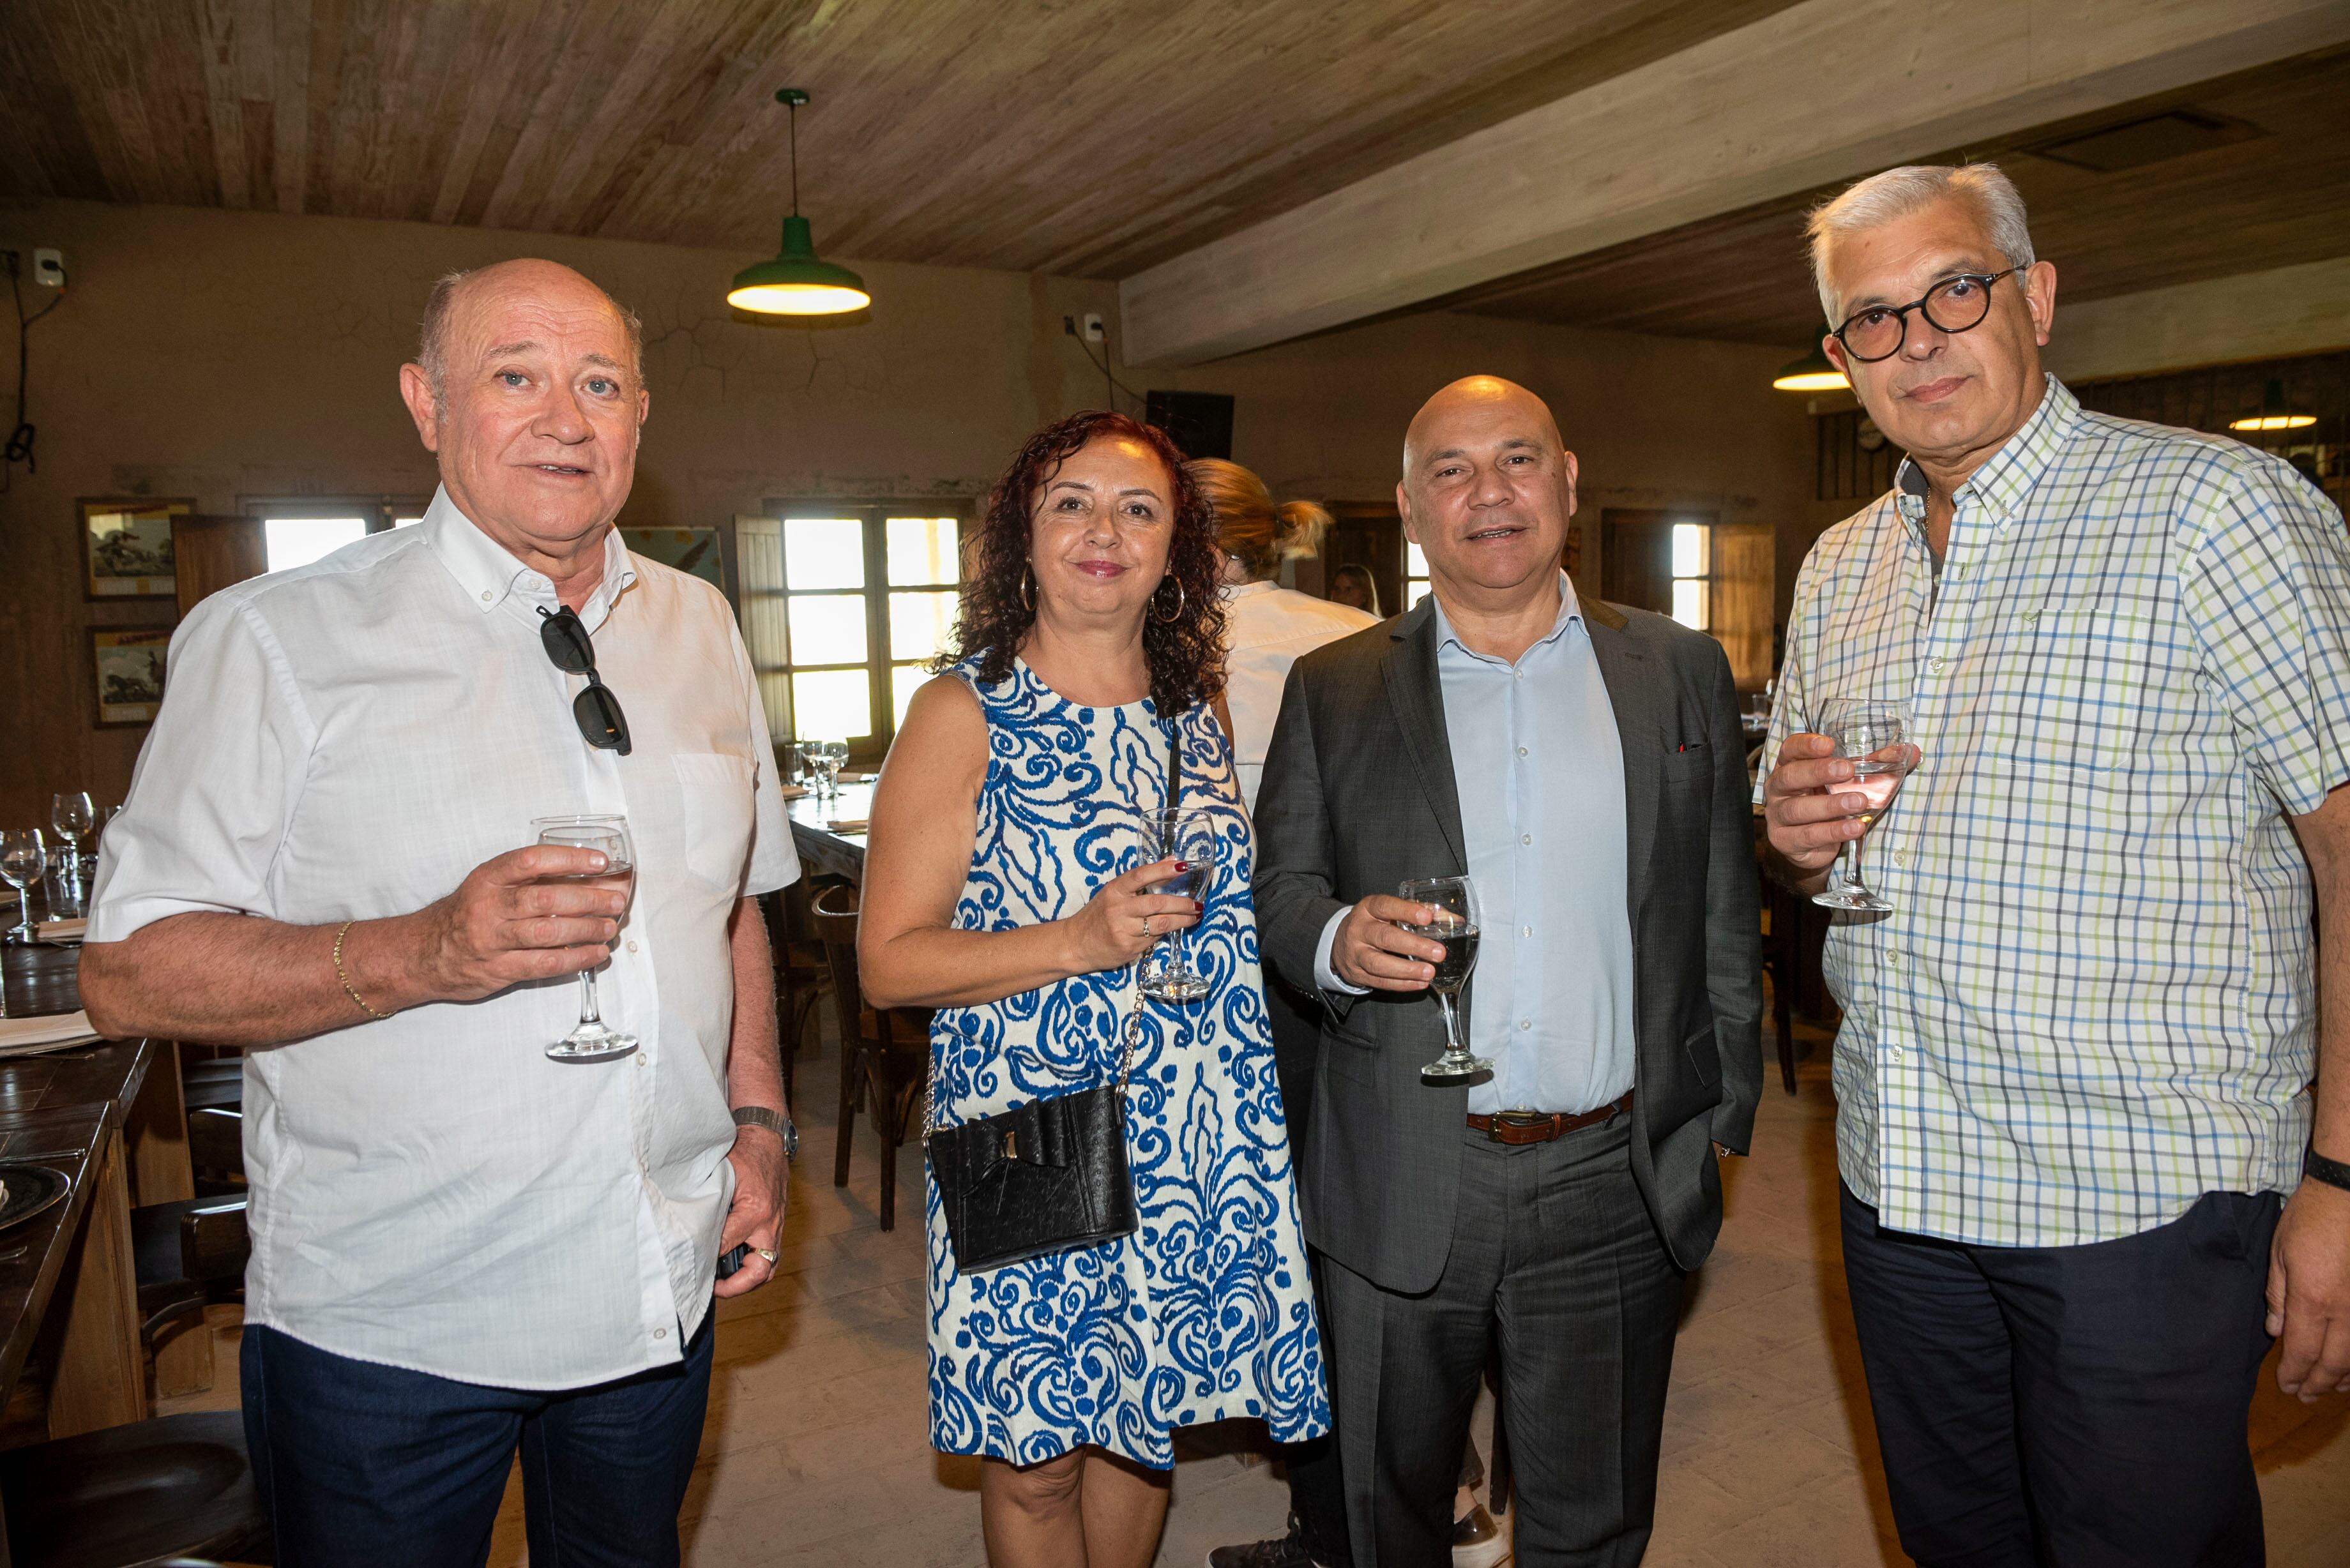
[925,720,1181,1272]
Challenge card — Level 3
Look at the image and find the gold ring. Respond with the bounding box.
[757,1248,778,1264]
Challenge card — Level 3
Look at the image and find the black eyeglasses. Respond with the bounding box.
[537,606,632,755]
[1831,269,2016,363]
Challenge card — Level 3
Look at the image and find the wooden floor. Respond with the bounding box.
[164,1013,2350,1566]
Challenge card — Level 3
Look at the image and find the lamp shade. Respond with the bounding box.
[727,216,870,316]
[1772,339,1849,393]
[2227,379,2315,433]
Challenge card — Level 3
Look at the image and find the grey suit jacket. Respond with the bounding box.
[1252,593,1762,1291]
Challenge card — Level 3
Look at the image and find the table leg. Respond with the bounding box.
[128,1040,195,1207]
[46,1127,148,1437]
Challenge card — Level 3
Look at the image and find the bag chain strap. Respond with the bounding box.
[918,714,1181,1147]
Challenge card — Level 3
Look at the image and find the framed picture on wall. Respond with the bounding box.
[81,497,193,599]
[92,626,172,727]
[619,526,727,592]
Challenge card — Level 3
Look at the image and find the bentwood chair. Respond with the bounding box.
[808,884,932,1230]
[0,1411,272,1567]
[759,883,833,1110]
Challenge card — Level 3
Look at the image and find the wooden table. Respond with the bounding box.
[0,944,187,1452]
[787,781,876,882]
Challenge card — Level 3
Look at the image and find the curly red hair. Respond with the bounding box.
[940,411,1226,712]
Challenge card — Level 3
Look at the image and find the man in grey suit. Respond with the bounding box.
[1254,376,1762,1567]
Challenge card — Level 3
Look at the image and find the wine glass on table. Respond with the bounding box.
[1,831,47,945]
[821,740,851,797]
[1137,807,1220,1003]
[1810,698,1912,912]
[533,815,639,1062]
[50,792,94,902]
[1399,875,1488,1084]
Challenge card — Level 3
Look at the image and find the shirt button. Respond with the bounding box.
[1520,834,1533,846]
[636,1053,648,1067]
[2022,610,2040,628]
[654,1327,667,1340]
[1521,925,1533,937]
[1891,849,1909,868]
[1518,746,1528,757]
[1519,1020,1532,1030]
[1515,670,1525,681]
[480,590,493,603]
[626,939,639,953]
[1888,1045,1906,1063]
[1927,658,1946,675]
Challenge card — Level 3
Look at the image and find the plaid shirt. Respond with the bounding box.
[1762,377,2350,1246]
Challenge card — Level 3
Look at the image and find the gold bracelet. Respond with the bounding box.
[333,920,391,1020]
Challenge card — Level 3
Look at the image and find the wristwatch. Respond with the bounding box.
[2307,1147,2350,1196]
[734,1105,799,1163]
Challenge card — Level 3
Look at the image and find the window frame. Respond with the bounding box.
[744,499,971,761]
[243,495,433,572]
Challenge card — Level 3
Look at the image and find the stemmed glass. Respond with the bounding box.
[1137,807,1220,1003]
[1400,875,1489,1084]
[821,740,851,797]
[50,792,94,905]
[534,815,639,1062]
[1,831,47,945]
[1810,698,1913,912]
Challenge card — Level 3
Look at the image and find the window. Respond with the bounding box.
[1669,522,1710,631]
[738,506,965,755]
[1405,541,1432,610]
[248,497,431,573]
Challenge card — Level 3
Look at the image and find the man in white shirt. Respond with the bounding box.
[80,259,800,1568]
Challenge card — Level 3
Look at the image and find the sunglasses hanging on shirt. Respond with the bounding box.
[537,606,632,755]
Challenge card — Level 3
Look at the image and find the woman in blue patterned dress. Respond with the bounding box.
[860,411,1329,1567]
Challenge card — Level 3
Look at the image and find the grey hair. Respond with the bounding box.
[1806,163,2035,324]
[414,266,646,398]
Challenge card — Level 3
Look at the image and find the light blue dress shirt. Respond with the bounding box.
[1316,575,1636,1114]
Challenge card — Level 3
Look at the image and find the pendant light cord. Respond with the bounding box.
[789,102,800,217]
[3,251,63,492]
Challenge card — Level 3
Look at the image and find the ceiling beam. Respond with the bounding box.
[1119,0,2350,366]
[2045,256,2350,383]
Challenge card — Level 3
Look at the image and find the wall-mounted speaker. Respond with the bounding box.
[1144,390,1234,460]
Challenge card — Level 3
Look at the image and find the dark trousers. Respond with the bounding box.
[1323,1117,1681,1568]
[1268,974,1354,1567]
[242,1310,715,1568]
[1840,1183,2279,1568]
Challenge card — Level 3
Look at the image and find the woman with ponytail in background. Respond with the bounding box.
[1192,460,1378,814]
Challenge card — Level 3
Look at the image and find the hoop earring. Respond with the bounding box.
[1151,576,1185,624]
[1019,567,1035,612]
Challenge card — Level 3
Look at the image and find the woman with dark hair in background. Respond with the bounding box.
[1192,459,1377,813]
[858,412,1329,1568]
[1326,562,1381,618]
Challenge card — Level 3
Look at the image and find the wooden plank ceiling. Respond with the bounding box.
[1448,47,2350,347]
[0,0,1798,278]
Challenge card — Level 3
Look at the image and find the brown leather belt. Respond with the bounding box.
[1467,1091,1634,1145]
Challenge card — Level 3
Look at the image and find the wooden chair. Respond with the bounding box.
[809,884,932,1231]
[186,1106,246,1193]
[759,884,832,1110]
[133,1195,249,1398]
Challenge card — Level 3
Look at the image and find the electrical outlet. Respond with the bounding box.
[32,248,64,287]
[1082,313,1105,343]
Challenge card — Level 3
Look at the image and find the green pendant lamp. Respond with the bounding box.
[1772,333,1849,392]
[2228,379,2315,433]
[729,89,871,317]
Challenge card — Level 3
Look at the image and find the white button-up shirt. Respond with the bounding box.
[1221,580,1377,811]
[89,487,798,1389]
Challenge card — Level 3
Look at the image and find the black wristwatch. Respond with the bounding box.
[734,1105,799,1163]
[2307,1147,2350,1195]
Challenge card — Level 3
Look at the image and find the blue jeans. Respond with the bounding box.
[241,1311,715,1567]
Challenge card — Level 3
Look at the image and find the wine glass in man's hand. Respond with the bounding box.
[1399,875,1489,1085]
[534,815,639,1062]
[1809,698,1913,912]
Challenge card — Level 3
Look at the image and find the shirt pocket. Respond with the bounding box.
[671,751,756,889]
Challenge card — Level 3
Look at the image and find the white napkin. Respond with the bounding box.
[0,1010,101,1053]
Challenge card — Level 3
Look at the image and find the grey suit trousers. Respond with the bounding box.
[1319,1116,1679,1568]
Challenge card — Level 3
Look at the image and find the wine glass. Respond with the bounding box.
[1399,875,1489,1084]
[50,792,93,898]
[0,831,47,944]
[1810,698,1913,912]
[1137,808,1220,1003]
[533,815,639,1062]
[821,740,851,797]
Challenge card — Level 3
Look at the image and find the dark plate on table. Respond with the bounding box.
[0,1163,70,1235]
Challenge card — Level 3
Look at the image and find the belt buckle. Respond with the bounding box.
[1487,1111,1542,1144]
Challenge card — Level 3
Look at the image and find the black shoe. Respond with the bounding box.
[1451,1501,1510,1568]
[1208,1514,1326,1568]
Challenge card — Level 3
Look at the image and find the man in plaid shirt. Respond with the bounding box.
[1761,163,2350,1567]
